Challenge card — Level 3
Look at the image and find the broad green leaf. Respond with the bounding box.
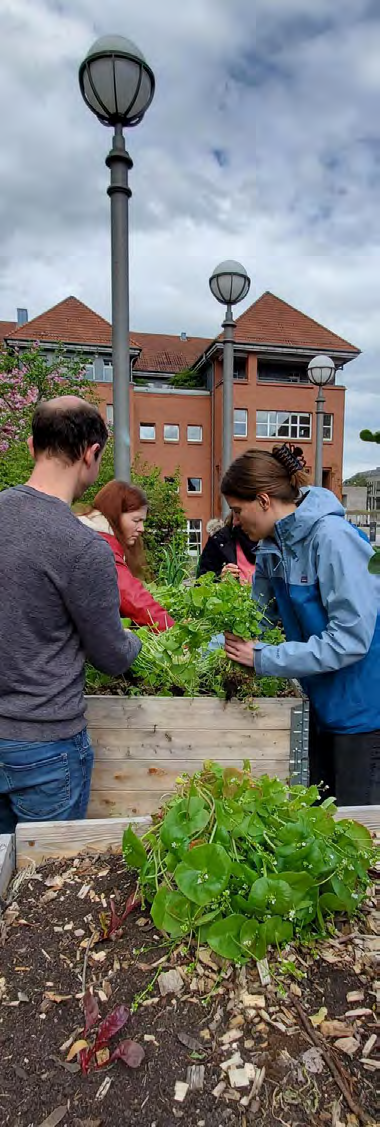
[215,799,245,830]
[239,919,261,957]
[160,797,209,849]
[122,827,147,870]
[151,887,193,938]
[248,876,292,917]
[337,820,373,852]
[331,876,359,914]
[319,892,347,914]
[208,914,247,961]
[174,843,231,906]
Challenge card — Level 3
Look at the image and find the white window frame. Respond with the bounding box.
[106,404,114,425]
[234,408,248,439]
[187,519,202,556]
[187,477,202,494]
[139,423,156,441]
[256,410,312,441]
[323,413,333,442]
[85,362,95,381]
[102,360,113,384]
[187,425,203,443]
[164,423,180,442]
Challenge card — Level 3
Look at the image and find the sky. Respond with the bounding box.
[0,0,380,477]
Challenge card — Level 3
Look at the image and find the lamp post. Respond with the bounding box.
[79,35,155,479]
[209,260,250,516]
[307,353,335,488]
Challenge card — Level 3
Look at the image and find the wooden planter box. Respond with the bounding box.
[2,695,378,877]
[85,695,297,819]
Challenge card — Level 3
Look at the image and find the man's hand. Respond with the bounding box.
[225,632,255,667]
[221,563,240,581]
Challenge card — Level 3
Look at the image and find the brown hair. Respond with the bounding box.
[221,444,309,503]
[93,480,148,578]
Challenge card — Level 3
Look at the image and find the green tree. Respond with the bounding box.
[360,429,380,444]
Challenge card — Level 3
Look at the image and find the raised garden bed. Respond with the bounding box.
[0,843,378,1127]
[84,696,301,819]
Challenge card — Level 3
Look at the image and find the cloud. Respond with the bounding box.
[0,0,379,477]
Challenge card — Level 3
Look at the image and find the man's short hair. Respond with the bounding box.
[32,400,108,464]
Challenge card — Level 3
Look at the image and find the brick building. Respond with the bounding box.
[3,292,359,552]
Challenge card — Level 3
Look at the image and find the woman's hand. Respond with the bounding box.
[225,632,255,667]
[221,563,240,581]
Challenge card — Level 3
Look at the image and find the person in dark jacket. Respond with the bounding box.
[197,515,258,583]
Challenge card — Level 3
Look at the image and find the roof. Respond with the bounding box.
[133,332,211,374]
[218,291,360,355]
[6,296,139,351]
[0,320,17,341]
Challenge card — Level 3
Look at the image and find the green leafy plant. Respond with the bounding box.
[123,765,375,964]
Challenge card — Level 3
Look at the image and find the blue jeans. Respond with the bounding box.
[0,729,94,834]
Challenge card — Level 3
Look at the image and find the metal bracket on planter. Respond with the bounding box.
[289,698,310,787]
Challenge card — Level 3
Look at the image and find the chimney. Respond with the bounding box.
[17,308,28,326]
[180,331,187,341]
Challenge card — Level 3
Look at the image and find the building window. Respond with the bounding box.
[187,425,203,443]
[101,361,113,383]
[187,477,202,493]
[233,356,247,381]
[106,404,114,425]
[85,362,95,381]
[187,519,202,555]
[257,360,310,384]
[323,413,333,441]
[256,411,312,440]
[164,476,179,492]
[234,408,248,438]
[140,423,156,441]
[164,424,179,442]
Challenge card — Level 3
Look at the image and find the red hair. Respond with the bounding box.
[93,480,148,578]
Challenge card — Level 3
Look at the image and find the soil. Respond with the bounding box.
[0,852,378,1127]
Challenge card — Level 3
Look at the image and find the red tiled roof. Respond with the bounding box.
[227,291,359,354]
[133,332,211,374]
[0,320,17,341]
[6,296,139,351]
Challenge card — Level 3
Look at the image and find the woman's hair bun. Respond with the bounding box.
[272,443,307,480]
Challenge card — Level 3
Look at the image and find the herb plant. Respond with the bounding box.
[123,763,375,964]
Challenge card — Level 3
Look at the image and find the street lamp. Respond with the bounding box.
[79,35,155,479]
[307,353,335,488]
[209,260,250,516]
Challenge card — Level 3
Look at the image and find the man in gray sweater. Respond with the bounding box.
[0,396,141,832]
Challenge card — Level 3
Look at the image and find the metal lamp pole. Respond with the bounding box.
[307,353,336,488]
[79,35,155,479]
[209,261,251,518]
[106,125,132,478]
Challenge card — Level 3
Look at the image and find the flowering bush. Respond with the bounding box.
[0,342,96,455]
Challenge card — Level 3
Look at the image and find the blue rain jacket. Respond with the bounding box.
[253,487,380,734]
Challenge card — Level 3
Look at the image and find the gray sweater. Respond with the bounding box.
[0,485,141,740]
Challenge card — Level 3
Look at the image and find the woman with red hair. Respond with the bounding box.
[78,481,174,632]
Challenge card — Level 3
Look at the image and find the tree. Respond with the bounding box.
[0,342,95,458]
[360,429,380,444]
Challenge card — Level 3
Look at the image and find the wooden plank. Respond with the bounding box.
[85,696,295,731]
[16,816,150,867]
[334,806,380,833]
[0,834,15,896]
[90,758,289,794]
[89,728,290,760]
[16,805,379,869]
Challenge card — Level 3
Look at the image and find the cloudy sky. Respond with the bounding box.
[1,0,379,476]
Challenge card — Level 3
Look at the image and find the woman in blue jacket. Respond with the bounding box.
[222,443,380,805]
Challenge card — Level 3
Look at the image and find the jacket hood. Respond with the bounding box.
[77,510,113,536]
[274,487,345,547]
